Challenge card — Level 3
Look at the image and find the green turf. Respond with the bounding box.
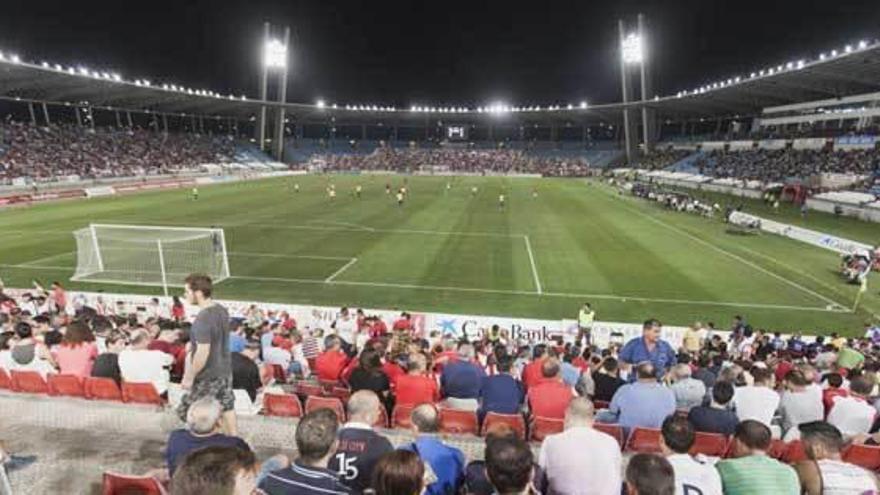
[0,175,877,335]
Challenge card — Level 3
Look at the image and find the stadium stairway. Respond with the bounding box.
[234,142,275,163]
[664,150,704,174]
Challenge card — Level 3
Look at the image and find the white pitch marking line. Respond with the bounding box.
[229,251,353,261]
[324,258,359,283]
[129,220,522,238]
[524,235,542,294]
[307,220,376,232]
[18,250,76,267]
[0,264,71,271]
[226,274,843,313]
[615,197,848,310]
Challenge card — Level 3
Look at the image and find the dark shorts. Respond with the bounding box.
[177,375,235,421]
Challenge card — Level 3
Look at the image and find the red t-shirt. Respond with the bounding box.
[369,320,389,338]
[315,351,349,382]
[521,359,545,390]
[572,356,590,373]
[171,304,185,320]
[774,361,794,384]
[382,361,405,388]
[394,374,439,405]
[393,318,412,332]
[282,317,297,330]
[528,379,574,420]
[272,335,294,351]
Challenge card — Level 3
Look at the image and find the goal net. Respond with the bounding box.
[71,224,230,293]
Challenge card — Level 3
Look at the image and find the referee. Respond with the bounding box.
[577,302,595,347]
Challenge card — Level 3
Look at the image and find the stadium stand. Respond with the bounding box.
[3,284,880,493]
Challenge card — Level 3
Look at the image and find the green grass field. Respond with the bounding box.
[0,174,877,335]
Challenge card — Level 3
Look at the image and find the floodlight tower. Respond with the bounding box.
[255,23,291,160]
[618,14,655,164]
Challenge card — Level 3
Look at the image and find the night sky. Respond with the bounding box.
[2,0,878,107]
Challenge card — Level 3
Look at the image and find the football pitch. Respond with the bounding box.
[0,174,877,335]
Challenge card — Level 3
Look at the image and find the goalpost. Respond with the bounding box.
[71,224,230,295]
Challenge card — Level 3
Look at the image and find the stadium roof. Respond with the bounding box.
[2,40,880,126]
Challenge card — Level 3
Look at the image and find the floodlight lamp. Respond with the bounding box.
[621,33,643,64]
[858,40,868,49]
[41,61,49,68]
[845,44,853,53]
[316,99,326,108]
[54,64,62,70]
[580,101,588,109]
[10,54,20,63]
[264,39,288,69]
[78,66,89,75]
[831,49,838,56]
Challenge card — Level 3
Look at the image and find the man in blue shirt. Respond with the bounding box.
[478,355,525,422]
[619,319,676,380]
[166,397,252,477]
[440,344,485,410]
[404,404,466,495]
[598,362,676,434]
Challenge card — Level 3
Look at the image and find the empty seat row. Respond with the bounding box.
[0,369,164,406]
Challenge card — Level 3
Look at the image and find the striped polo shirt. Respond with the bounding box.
[716,454,799,495]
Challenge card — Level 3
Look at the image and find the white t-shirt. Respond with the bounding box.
[334,316,357,344]
[666,453,723,495]
[733,385,780,428]
[827,396,877,437]
[538,426,622,495]
[118,349,173,394]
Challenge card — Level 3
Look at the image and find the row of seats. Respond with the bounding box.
[0,369,165,406]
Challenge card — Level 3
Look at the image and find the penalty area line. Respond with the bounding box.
[524,235,542,294]
[324,258,359,283]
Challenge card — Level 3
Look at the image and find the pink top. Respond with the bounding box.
[53,342,98,377]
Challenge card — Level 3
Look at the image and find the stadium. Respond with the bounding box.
[1,2,880,494]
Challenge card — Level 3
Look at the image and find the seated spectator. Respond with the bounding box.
[485,436,534,495]
[794,421,878,495]
[440,344,485,410]
[2,321,56,377]
[478,355,525,420]
[465,424,520,495]
[538,398,621,495]
[625,453,675,495]
[716,420,800,495]
[780,369,823,441]
[520,344,548,390]
[259,409,350,494]
[731,366,779,432]
[329,391,394,493]
[687,381,738,435]
[668,364,706,411]
[170,445,258,495]
[371,450,425,495]
[118,329,174,395]
[821,372,849,416]
[166,397,252,477]
[592,357,626,403]
[527,358,575,420]
[659,415,722,495]
[348,349,391,405]
[91,332,126,385]
[228,321,248,354]
[315,335,349,383]
[52,321,98,378]
[231,340,262,402]
[559,349,582,387]
[404,404,465,495]
[692,354,717,391]
[826,375,876,438]
[601,362,675,431]
[393,353,439,406]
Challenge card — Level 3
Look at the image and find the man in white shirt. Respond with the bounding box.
[332,307,357,353]
[659,415,723,495]
[780,369,824,441]
[538,397,622,495]
[118,329,174,395]
[827,376,877,438]
[733,367,780,433]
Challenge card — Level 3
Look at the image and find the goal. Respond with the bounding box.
[71,224,230,294]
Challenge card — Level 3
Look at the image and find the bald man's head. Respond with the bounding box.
[347,390,380,425]
[411,404,439,433]
[564,397,594,429]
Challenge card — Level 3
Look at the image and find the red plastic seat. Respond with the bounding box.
[439,408,479,435]
[529,416,564,442]
[767,438,788,459]
[330,386,352,401]
[0,368,11,390]
[842,444,880,471]
[625,427,663,454]
[482,413,527,439]
[392,404,418,429]
[264,393,303,418]
[689,432,729,457]
[10,370,49,394]
[781,440,808,463]
[47,374,86,397]
[319,379,340,393]
[102,472,167,495]
[593,400,610,410]
[594,423,625,448]
[84,377,123,401]
[373,407,390,428]
[296,382,324,398]
[271,364,288,383]
[121,382,165,406]
[305,396,346,422]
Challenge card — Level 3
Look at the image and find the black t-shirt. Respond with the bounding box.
[91,353,121,384]
[687,406,738,435]
[231,352,261,402]
[348,368,390,396]
[328,425,394,493]
[592,372,626,402]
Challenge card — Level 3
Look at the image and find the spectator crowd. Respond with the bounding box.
[0,121,236,184]
[3,278,880,494]
[696,148,880,183]
[311,148,592,177]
